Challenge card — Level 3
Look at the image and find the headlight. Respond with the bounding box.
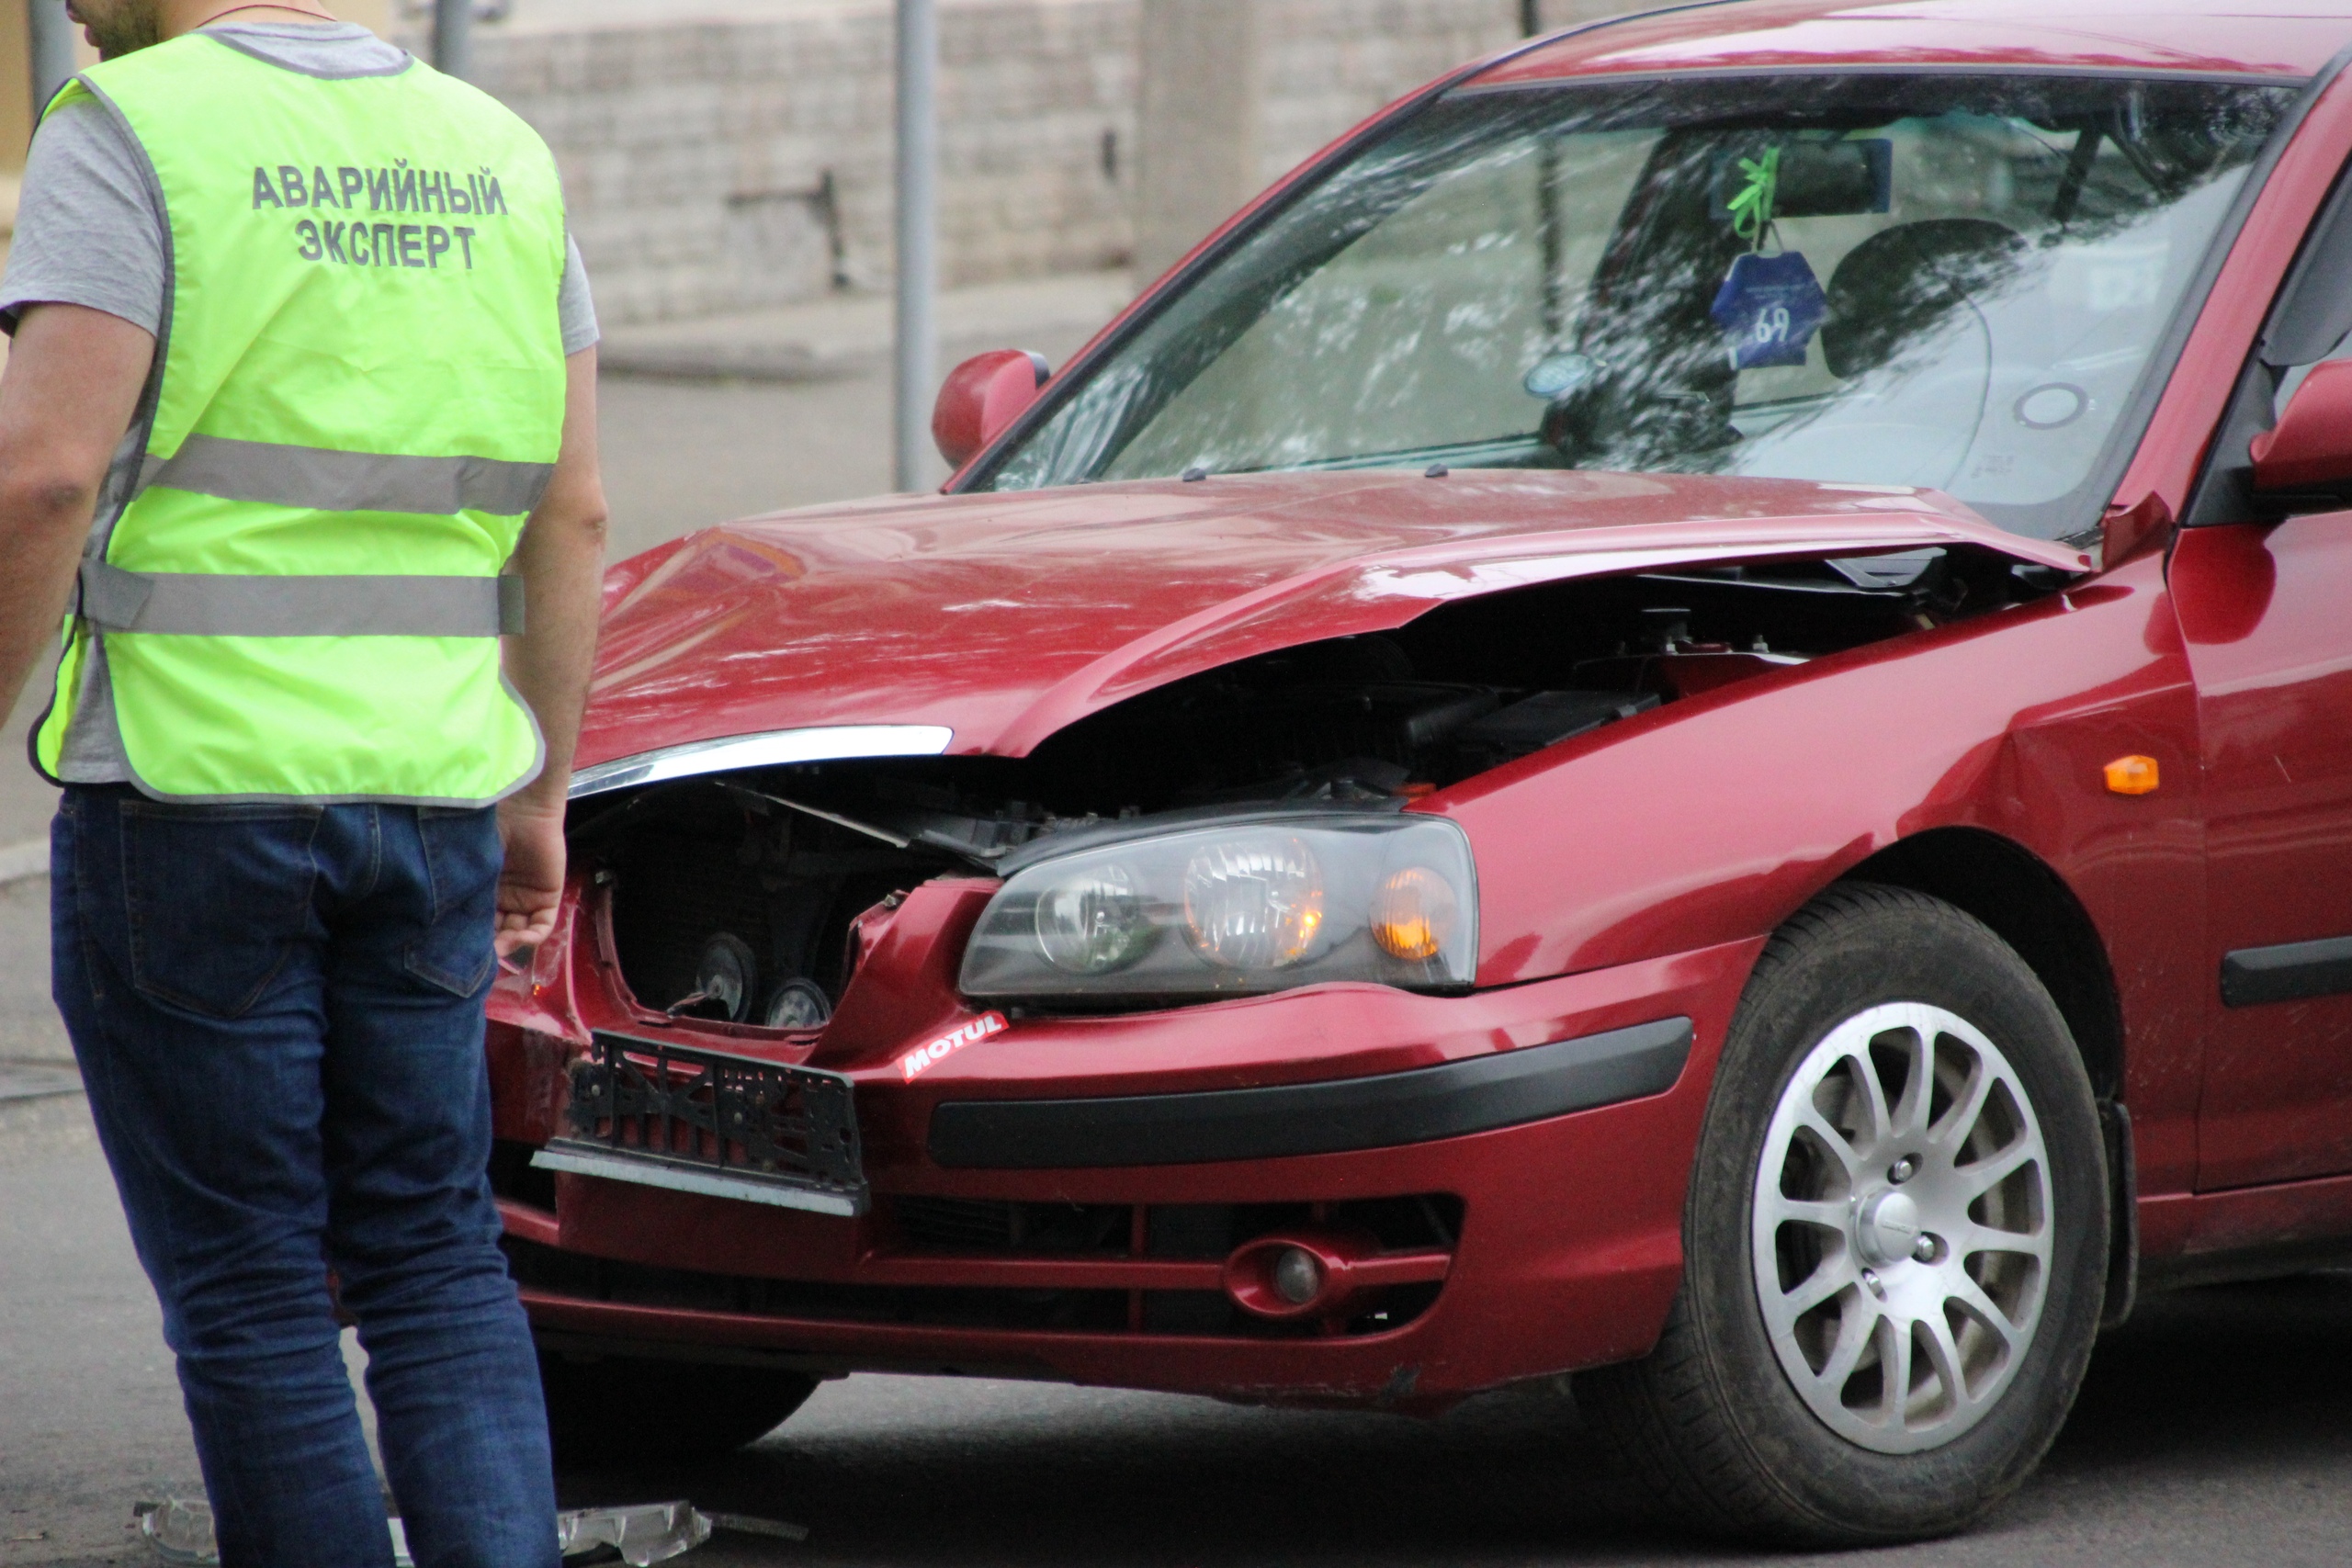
[1034,863,1157,974]
[960,815,1476,1002]
[1182,834,1324,970]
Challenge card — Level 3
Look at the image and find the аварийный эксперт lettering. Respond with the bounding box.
[255,159,507,270]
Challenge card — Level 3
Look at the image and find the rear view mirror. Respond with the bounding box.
[933,350,1050,470]
[1711,140,1893,221]
[2252,357,2352,497]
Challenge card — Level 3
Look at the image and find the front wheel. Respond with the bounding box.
[1579,884,2108,1546]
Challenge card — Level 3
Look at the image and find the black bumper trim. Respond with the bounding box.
[2222,934,2352,1008]
[926,1016,1694,1170]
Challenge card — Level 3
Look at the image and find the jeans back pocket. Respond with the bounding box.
[123,802,323,1020]
[405,807,502,998]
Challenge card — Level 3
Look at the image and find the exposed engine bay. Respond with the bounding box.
[568,547,2054,1024]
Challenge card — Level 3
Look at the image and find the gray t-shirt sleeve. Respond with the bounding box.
[0,94,167,337]
[560,233,599,355]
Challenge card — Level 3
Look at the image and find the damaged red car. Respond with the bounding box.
[489,0,2352,1544]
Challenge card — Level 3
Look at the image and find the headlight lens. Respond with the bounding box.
[961,815,1476,1003]
[1182,834,1324,970]
[1035,864,1157,974]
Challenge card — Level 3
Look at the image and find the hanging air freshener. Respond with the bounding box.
[1708,147,1827,370]
[1711,252,1827,368]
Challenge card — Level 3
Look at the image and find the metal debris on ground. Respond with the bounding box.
[135,1500,236,1566]
[560,1502,812,1561]
[558,1500,711,1564]
[708,1511,811,1543]
[137,1497,804,1565]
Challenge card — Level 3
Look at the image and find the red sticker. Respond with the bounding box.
[898,1011,1009,1082]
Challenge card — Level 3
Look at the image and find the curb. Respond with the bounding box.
[599,340,846,383]
[0,1065,80,1104]
[0,837,47,885]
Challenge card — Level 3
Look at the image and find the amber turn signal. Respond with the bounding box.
[1374,866,1459,961]
[2104,755,2160,795]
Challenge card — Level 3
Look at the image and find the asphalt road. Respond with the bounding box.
[7,356,2352,1567]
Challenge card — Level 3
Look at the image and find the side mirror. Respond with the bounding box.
[933,350,1050,470]
[2252,357,2352,496]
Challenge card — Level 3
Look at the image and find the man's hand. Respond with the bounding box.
[494,799,568,960]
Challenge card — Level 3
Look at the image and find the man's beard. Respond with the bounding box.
[65,1,164,59]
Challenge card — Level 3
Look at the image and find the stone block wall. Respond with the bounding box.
[452,0,1627,324]
[1260,0,1587,179]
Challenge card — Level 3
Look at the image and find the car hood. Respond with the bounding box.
[576,470,2091,778]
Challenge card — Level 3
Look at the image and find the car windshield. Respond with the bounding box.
[973,73,2294,540]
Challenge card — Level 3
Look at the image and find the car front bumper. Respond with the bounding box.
[485,877,1762,1408]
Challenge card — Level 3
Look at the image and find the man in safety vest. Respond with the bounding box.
[0,1,605,1562]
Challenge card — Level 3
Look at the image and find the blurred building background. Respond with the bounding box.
[443,0,1623,326]
[2,0,1626,323]
[438,0,1627,325]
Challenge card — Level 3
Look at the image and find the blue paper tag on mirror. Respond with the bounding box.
[1710,251,1826,369]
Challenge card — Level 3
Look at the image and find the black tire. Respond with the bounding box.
[538,1348,819,1466]
[1577,883,2108,1546]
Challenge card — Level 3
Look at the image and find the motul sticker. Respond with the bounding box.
[899,1012,1009,1082]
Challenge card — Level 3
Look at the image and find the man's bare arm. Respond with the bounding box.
[0,306,156,724]
[495,347,609,957]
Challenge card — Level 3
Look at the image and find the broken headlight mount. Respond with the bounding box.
[958,812,1477,1003]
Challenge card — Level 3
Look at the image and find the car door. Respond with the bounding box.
[2177,515,2352,1189]
[2180,162,2352,1191]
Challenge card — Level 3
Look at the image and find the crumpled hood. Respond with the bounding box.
[576,469,2091,771]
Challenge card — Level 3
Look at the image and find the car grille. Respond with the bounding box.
[890,1196,1132,1253]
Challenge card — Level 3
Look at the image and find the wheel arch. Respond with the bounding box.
[1838,827,2124,1102]
[1836,827,2138,1323]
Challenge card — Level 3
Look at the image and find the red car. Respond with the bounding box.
[491,0,2352,1543]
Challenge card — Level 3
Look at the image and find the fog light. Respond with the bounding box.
[1272,1246,1323,1306]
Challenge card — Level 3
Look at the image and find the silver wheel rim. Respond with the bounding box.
[1750,1001,2053,1454]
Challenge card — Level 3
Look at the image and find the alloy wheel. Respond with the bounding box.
[1750,1000,2053,1454]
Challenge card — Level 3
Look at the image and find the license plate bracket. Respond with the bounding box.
[533,1032,866,1217]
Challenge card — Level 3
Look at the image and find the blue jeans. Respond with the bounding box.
[52,786,558,1568]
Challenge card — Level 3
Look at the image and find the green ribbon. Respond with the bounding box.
[1727,146,1780,251]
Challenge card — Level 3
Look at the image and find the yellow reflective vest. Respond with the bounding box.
[34,32,569,804]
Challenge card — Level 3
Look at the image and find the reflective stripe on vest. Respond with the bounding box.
[30,35,571,805]
[79,559,526,637]
[139,435,556,517]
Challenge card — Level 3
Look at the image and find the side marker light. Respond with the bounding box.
[2104,755,2159,796]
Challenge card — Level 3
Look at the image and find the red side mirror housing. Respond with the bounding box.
[933,350,1050,470]
[2252,357,2352,493]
